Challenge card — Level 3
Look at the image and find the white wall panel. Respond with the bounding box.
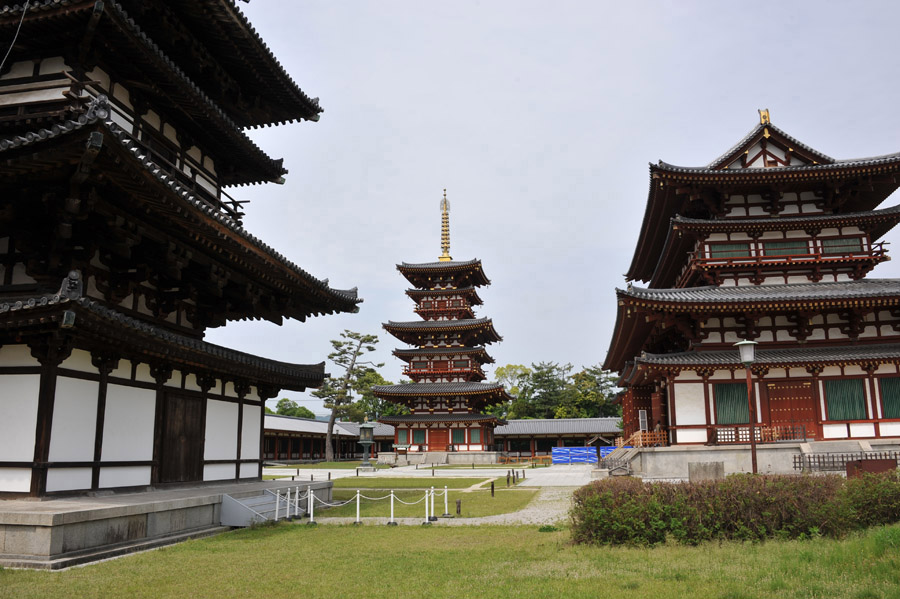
[99,466,150,488]
[60,349,97,374]
[0,374,40,461]
[204,399,238,460]
[204,464,234,481]
[879,422,900,436]
[102,385,155,461]
[674,383,706,425]
[823,424,848,439]
[48,377,98,461]
[239,463,258,479]
[0,468,32,493]
[676,429,707,443]
[46,468,92,492]
[849,423,875,438]
[241,405,261,459]
[0,344,40,367]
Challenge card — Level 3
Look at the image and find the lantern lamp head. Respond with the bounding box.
[734,339,758,367]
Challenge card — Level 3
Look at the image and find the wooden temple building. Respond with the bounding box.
[373,192,512,460]
[0,0,360,496]
[606,110,900,449]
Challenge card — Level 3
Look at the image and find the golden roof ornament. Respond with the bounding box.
[438,188,452,262]
[759,108,771,125]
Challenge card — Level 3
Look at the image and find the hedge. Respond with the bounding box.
[570,472,900,545]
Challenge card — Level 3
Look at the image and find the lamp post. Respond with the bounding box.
[734,339,758,474]
[358,419,375,470]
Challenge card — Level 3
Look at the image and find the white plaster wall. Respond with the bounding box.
[165,370,183,388]
[875,364,898,375]
[223,382,238,398]
[46,468,92,492]
[110,359,131,380]
[60,349,97,373]
[241,405,261,459]
[0,468,31,493]
[134,363,155,384]
[0,344,40,366]
[184,373,202,392]
[844,366,865,376]
[879,423,900,436]
[239,463,258,479]
[1,60,32,79]
[677,429,707,443]
[48,377,98,462]
[674,383,706,425]
[204,464,234,481]
[204,399,238,460]
[99,466,150,488]
[675,371,701,381]
[850,423,875,437]
[102,385,155,461]
[822,366,842,377]
[246,387,260,402]
[0,374,40,461]
[823,424,848,439]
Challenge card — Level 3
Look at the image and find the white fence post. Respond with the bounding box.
[429,486,436,522]
[388,490,396,526]
[355,490,361,525]
[307,485,315,525]
[443,485,450,517]
[274,490,280,521]
[423,489,430,525]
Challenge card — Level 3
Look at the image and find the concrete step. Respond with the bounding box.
[806,440,866,453]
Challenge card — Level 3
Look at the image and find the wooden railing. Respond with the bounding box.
[793,451,900,472]
[710,424,806,444]
[403,365,484,378]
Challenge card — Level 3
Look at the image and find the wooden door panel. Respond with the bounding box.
[429,429,449,451]
[160,394,204,483]
[766,381,818,440]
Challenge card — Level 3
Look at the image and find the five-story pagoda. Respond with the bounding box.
[374,192,511,460]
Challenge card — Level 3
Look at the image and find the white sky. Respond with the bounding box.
[205,0,900,414]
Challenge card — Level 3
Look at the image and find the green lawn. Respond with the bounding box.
[4,524,900,598]
[267,462,391,470]
[331,477,489,489]
[320,488,537,518]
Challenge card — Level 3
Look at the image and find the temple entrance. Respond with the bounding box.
[766,381,819,441]
[429,429,449,451]
[159,393,204,483]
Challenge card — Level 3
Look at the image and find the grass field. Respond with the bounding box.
[4,524,900,599]
[320,488,537,518]
[267,462,391,470]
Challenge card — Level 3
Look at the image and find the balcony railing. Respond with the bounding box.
[678,243,887,286]
[403,365,484,378]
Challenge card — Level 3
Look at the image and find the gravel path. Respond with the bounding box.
[312,486,576,526]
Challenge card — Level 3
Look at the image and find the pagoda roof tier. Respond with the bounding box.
[383,318,502,345]
[378,413,506,426]
[0,2,293,185]
[0,0,322,128]
[0,278,325,391]
[605,279,900,372]
[396,259,490,288]
[405,286,483,306]
[621,343,900,386]
[0,104,361,324]
[650,205,900,287]
[371,381,513,404]
[626,119,900,283]
[393,346,495,365]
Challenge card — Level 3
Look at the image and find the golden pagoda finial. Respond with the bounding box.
[759,108,771,125]
[438,188,452,262]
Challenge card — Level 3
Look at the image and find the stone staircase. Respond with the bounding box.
[221,488,309,527]
[421,451,448,465]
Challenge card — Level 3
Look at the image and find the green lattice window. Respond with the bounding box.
[709,242,751,258]
[412,429,425,444]
[821,237,864,255]
[470,428,482,444]
[825,379,867,420]
[763,240,808,256]
[397,429,408,445]
[452,429,465,444]
[714,383,750,425]
[880,378,900,419]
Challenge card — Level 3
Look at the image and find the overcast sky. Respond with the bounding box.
[205,1,900,414]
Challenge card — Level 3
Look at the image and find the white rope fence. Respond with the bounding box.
[267,486,454,525]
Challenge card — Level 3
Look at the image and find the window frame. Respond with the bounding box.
[879,377,900,419]
[713,382,750,425]
[824,379,867,421]
[412,429,425,445]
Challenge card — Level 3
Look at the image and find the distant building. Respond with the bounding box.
[0,1,359,496]
[606,110,900,448]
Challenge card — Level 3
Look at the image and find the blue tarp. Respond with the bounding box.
[551,447,598,464]
[597,446,629,458]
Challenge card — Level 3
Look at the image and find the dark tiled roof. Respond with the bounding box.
[371,381,509,397]
[0,99,361,315]
[673,203,900,231]
[378,413,504,425]
[384,317,493,331]
[399,259,482,270]
[707,121,834,169]
[335,421,395,437]
[660,152,900,176]
[393,346,494,364]
[406,286,483,305]
[620,279,900,304]
[637,344,900,367]
[494,418,621,436]
[0,274,325,388]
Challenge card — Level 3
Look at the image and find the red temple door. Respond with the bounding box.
[766,381,819,440]
[429,429,450,451]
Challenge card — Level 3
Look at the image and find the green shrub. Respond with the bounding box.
[571,472,900,546]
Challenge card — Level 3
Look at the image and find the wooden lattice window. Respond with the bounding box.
[453,360,469,369]
[452,429,465,444]
[469,428,482,444]
[825,379,867,420]
[397,429,408,444]
[413,429,425,444]
[880,378,900,419]
[709,242,751,258]
[714,383,749,425]
[821,237,864,255]
[762,240,808,256]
